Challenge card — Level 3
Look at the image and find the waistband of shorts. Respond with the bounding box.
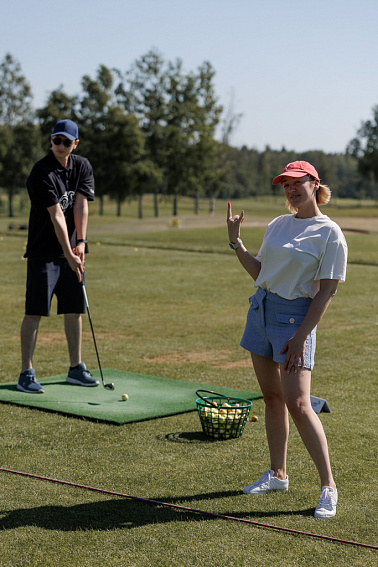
[255,287,312,307]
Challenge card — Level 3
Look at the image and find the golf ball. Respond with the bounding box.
[122,394,129,401]
[250,415,258,422]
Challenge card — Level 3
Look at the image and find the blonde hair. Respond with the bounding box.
[285,178,332,214]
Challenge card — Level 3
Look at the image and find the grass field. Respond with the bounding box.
[0,196,377,566]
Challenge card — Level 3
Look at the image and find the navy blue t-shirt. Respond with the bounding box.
[25,150,95,258]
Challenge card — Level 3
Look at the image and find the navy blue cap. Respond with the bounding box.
[52,119,79,141]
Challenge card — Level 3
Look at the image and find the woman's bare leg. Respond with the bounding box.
[251,353,289,480]
[280,365,336,489]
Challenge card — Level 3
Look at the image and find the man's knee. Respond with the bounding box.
[22,314,41,326]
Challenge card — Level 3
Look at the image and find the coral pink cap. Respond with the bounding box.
[272,161,320,185]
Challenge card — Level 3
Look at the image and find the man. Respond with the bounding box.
[18,119,99,393]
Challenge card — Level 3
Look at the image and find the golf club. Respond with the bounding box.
[81,277,115,390]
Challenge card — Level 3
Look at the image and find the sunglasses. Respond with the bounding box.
[52,137,74,148]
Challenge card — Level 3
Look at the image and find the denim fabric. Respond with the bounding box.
[240,287,316,370]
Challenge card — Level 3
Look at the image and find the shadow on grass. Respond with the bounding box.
[156,431,217,443]
[156,431,255,444]
[0,496,314,532]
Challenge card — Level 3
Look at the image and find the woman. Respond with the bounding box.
[227,161,347,519]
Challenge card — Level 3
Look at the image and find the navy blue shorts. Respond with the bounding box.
[240,288,316,370]
[25,257,85,317]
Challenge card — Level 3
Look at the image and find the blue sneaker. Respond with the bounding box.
[17,369,45,393]
[66,362,99,387]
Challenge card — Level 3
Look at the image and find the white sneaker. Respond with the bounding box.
[314,486,338,518]
[243,469,289,494]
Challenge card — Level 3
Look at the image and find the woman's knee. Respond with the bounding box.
[285,396,312,420]
[263,390,286,411]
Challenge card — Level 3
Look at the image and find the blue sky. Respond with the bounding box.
[2,0,377,153]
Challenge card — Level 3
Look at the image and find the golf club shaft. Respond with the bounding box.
[81,281,105,386]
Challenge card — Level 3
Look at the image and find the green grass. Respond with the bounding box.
[0,201,377,566]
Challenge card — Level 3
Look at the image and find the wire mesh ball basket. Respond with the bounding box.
[196,390,252,440]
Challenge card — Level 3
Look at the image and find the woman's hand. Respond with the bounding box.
[281,280,339,374]
[227,202,244,242]
[281,334,307,374]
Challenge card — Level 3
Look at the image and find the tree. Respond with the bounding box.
[132,159,163,219]
[102,106,147,216]
[347,105,378,200]
[77,65,146,215]
[164,59,223,215]
[121,50,223,216]
[200,89,240,212]
[0,53,33,126]
[0,53,40,216]
[1,123,42,216]
[0,125,12,172]
[191,129,223,214]
[120,49,170,217]
[76,66,116,214]
[220,89,242,147]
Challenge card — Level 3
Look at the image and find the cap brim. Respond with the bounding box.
[272,171,313,185]
[51,131,76,141]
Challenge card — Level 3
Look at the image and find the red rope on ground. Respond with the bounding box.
[1,467,377,551]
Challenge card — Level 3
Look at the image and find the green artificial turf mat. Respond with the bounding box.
[0,369,263,425]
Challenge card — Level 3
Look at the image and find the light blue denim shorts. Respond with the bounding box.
[240,287,316,370]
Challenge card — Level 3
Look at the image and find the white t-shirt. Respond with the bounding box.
[254,214,348,300]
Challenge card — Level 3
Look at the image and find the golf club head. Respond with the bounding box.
[104,383,115,390]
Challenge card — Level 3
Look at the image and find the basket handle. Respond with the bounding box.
[196,389,227,406]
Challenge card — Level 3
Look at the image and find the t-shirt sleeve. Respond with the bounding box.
[27,168,60,210]
[315,227,348,282]
[76,158,95,201]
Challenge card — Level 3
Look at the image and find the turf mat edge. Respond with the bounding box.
[0,369,263,424]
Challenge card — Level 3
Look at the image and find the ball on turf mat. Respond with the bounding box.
[122,394,129,401]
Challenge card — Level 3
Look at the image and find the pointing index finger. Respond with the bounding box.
[227,201,232,221]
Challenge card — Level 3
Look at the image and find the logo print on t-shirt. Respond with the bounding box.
[59,191,75,212]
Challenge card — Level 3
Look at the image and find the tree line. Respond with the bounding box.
[0,51,377,218]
